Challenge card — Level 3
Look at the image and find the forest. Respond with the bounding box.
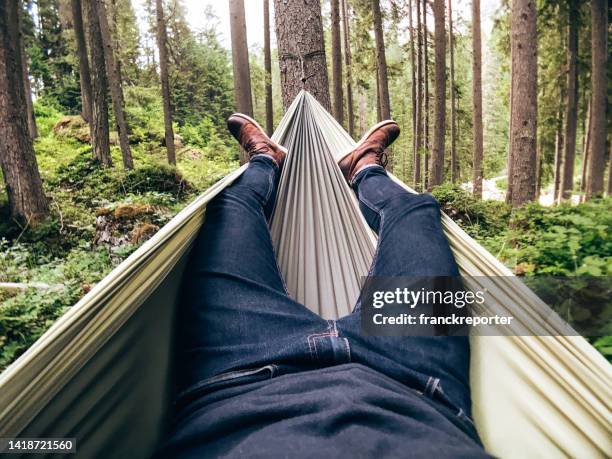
[0,0,610,369]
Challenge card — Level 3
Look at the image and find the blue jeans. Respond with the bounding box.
[175,157,476,441]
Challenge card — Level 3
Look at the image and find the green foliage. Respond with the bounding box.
[506,199,612,276]
[0,244,113,369]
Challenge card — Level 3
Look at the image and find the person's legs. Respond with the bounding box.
[337,167,475,436]
[175,147,327,406]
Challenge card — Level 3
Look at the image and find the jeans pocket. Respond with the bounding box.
[176,365,277,409]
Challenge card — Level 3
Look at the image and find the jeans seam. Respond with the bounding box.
[366,207,385,278]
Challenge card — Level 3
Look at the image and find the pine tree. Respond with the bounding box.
[508,0,537,207]
[472,0,484,198]
[448,0,457,183]
[341,0,355,137]
[263,0,273,135]
[85,0,112,166]
[331,0,344,124]
[429,0,446,189]
[19,4,37,139]
[422,0,430,189]
[0,0,49,223]
[413,0,423,188]
[560,0,578,201]
[274,0,331,110]
[155,0,176,165]
[409,0,417,182]
[229,0,253,119]
[70,0,92,123]
[372,0,391,120]
[586,0,607,199]
[97,0,133,169]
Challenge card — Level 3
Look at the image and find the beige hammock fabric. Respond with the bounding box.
[0,91,610,458]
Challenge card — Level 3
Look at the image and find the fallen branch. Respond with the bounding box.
[0,282,65,292]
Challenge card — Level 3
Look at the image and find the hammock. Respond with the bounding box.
[0,91,610,458]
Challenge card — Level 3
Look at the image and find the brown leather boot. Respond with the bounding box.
[338,120,400,183]
[227,114,287,167]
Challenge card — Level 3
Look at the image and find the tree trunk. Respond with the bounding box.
[553,103,564,203]
[372,0,391,121]
[448,0,457,183]
[263,0,273,135]
[229,0,253,117]
[580,100,591,199]
[607,142,612,196]
[413,0,422,189]
[341,0,355,137]
[471,0,483,198]
[85,0,112,166]
[535,138,542,200]
[274,0,331,111]
[429,0,445,189]
[229,0,253,165]
[586,0,607,199]
[422,0,429,190]
[155,0,175,165]
[0,0,48,223]
[358,87,366,135]
[19,13,37,139]
[331,0,344,124]
[508,0,537,207]
[408,0,417,179]
[560,0,578,201]
[97,0,133,169]
[376,76,382,122]
[71,0,92,124]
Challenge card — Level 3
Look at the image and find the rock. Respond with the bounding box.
[53,116,90,143]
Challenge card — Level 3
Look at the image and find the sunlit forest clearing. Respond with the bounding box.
[0,0,610,369]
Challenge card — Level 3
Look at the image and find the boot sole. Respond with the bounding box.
[229,113,288,155]
[337,119,399,164]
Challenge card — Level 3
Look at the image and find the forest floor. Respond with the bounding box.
[1,103,611,370]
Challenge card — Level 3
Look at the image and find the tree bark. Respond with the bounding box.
[535,136,542,199]
[229,0,253,165]
[471,0,483,198]
[413,0,423,189]
[429,0,445,189]
[341,0,354,137]
[553,102,564,203]
[0,0,48,223]
[331,0,344,124]
[229,0,253,118]
[263,0,273,135]
[155,0,175,165]
[97,0,133,169]
[422,0,429,189]
[372,0,391,121]
[408,0,417,179]
[607,142,612,196]
[85,0,112,166]
[274,0,331,111]
[508,0,537,207]
[19,9,37,139]
[560,0,578,201]
[71,0,92,123]
[586,0,607,199]
[580,100,591,199]
[358,87,366,135]
[448,0,457,183]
